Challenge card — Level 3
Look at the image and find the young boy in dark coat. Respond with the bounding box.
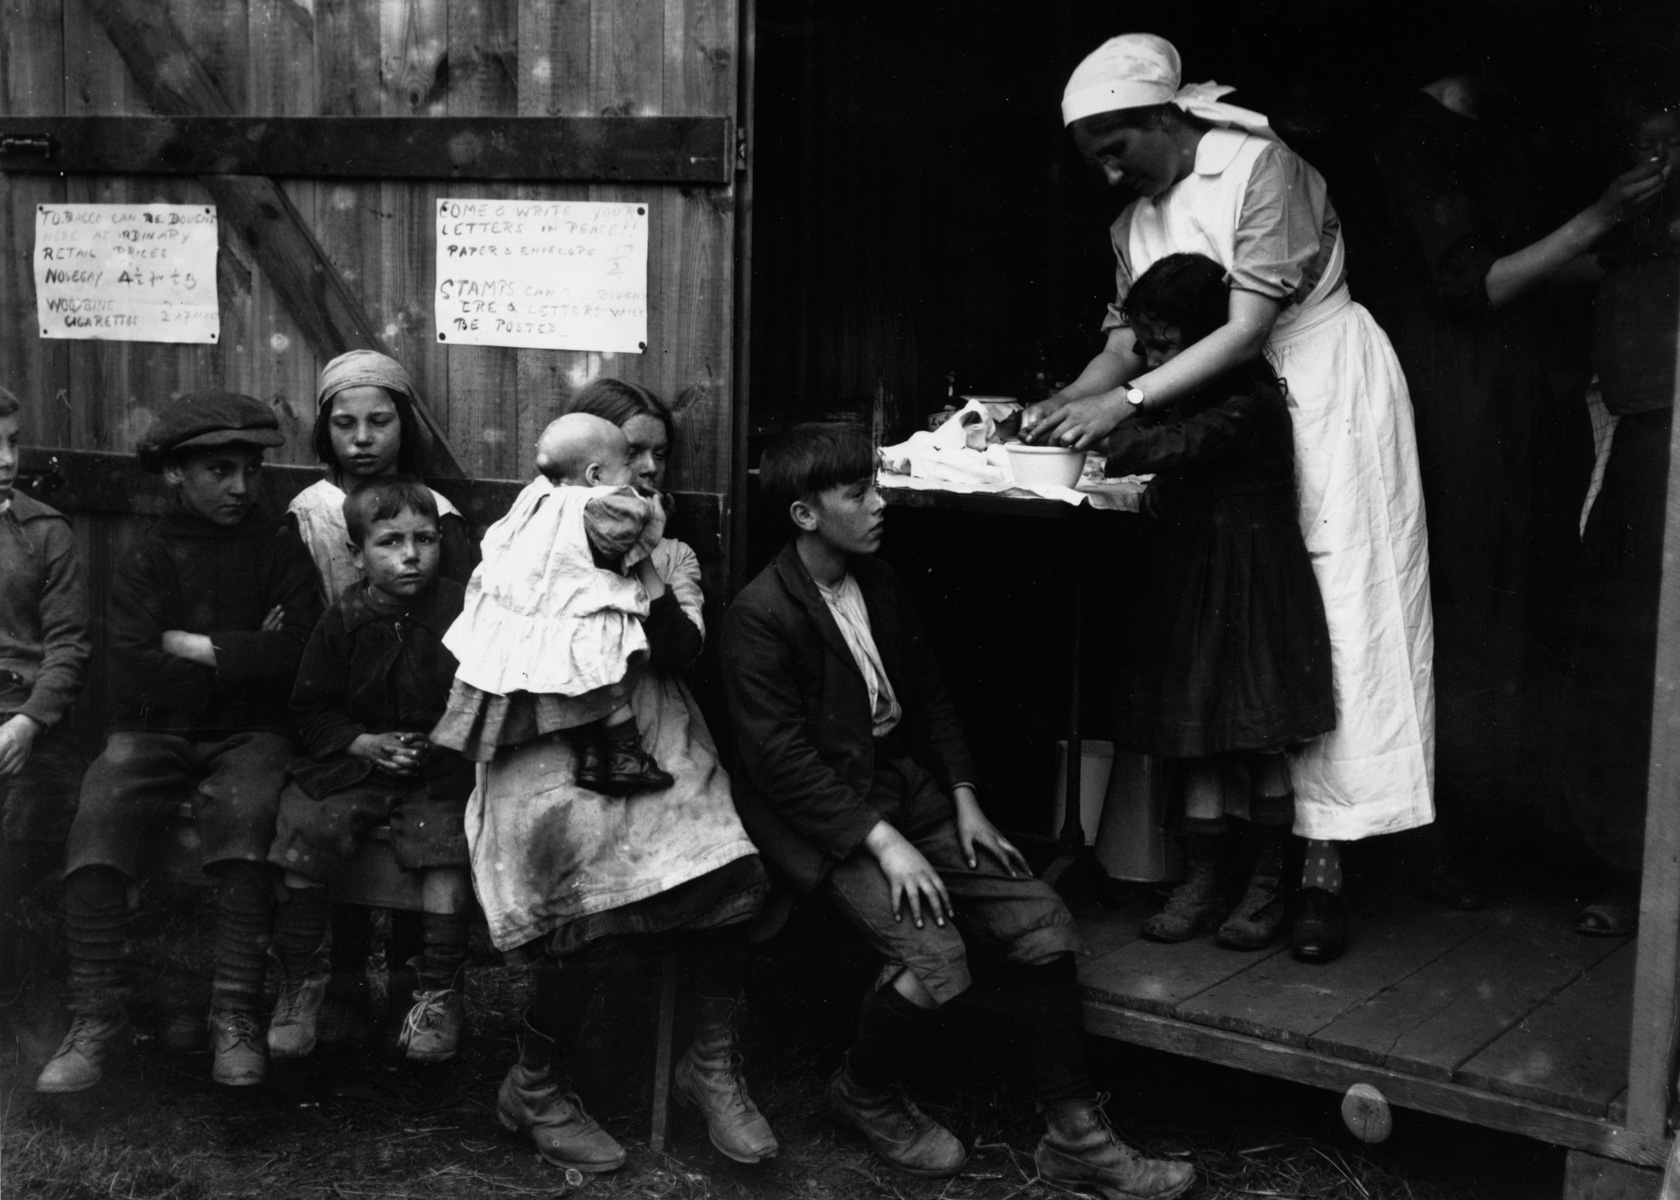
[37,392,321,1094]
[0,385,90,994]
[266,478,474,1063]
[720,424,1194,1200]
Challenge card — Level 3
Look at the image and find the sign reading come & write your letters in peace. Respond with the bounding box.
[34,204,220,344]
[434,198,649,354]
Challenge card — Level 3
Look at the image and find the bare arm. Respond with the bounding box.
[1484,160,1666,308]
[1023,289,1283,451]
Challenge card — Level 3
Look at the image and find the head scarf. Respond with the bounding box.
[314,348,434,462]
[1061,33,1274,139]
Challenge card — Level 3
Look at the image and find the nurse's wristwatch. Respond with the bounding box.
[1125,386,1146,408]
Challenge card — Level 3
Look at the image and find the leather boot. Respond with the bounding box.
[268,939,330,1059]
[398,958,465,1063]
[1036,1097,1195,1200]
[827,1059,967,1177]
[495,1014,626,1173]
[35,993,129,1094]
[1141,836,1225,943]
[1217,836,1290,951]
[674,993,778,1163]
[209,1009,266,1087]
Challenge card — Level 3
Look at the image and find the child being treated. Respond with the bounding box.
[1102,253,1335,956]
[266,478,476,1062]
[721,423,1194,1200]
[436,413,671,795]
[38,392,320,1093]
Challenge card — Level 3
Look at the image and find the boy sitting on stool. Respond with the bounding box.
[721,423,1193,1200]
[266,478,475,1063]
[37,392,320,1093]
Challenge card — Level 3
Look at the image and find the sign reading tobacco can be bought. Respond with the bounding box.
[34,204,220,344]
[434,198,649,354]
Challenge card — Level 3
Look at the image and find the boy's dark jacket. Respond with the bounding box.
[720,540,978,890]
[289,576,465,799]
[108,508,321,736]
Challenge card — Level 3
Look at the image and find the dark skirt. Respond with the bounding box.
[1560,408,1672,872]
[1115,487,1336,759]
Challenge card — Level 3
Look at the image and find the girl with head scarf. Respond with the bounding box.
[288,349,477,606]
[1024,34,1436,964]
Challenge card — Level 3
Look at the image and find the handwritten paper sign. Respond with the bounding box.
[434,198,648,354]
[34,204,220,344]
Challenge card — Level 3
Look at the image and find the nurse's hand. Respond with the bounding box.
[1024,391,1133,451]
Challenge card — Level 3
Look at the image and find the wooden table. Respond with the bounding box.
[878,478,1143,903]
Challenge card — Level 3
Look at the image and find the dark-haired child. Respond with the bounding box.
[436,413,672,795]
[721,423,1194,1200]
[1102,253,1335,957]
[38,393,320,1093]
[266,478,475,1062]
[289,349,476,604]
[0,386,90,996]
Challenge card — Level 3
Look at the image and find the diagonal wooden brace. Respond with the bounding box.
[85,0,467,478]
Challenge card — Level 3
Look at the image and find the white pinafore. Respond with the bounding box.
[1124,131,1435,840]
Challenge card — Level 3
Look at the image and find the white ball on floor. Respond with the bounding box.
[1341,1082,1393,1143]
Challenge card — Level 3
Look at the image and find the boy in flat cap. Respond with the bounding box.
[37,392,321,1093]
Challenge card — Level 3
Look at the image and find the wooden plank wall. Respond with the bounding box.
[1,0,738,492]
[1,0,740,755]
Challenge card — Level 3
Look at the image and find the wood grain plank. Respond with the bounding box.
[1311,903,1627,1079]
[0,0,70,439]
[243,0,319,465]
[514,0,594,459]
[1072,900,1150,965]
[1080,1002,1668,1169]
[1078,929,1286,1018]
[1175,891,1489,1048]
[377,0,449,436]
[1458,939,1636,1117]
[444,0,520,478]
[661,0,735,492]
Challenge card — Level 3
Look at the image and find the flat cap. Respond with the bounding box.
[138,391,285,473]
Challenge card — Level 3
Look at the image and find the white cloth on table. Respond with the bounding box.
[289,478,462,606]
[443,476,659,697]
[464,538,758,952]
[816,573,902,738]
[1109,128,1435,841]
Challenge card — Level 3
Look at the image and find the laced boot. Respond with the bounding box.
[1217,836,1290,951]
[35,994,129,1094]
[495,1014,626,1173]
[209,1009,266,1087]
[675,993,778,1163]
[1141,836,1225,943]
[398,959,465,1063]
[1036,1096,1196,1200]
[827,1059,967,1177]
[268,940,330,1059]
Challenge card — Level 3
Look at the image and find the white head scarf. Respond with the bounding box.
[1061,33,1274,138]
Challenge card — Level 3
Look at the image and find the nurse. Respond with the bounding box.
[1024,33,1436,963]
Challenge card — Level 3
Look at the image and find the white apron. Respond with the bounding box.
[1125,137,1435,840]
[464,540,759,951]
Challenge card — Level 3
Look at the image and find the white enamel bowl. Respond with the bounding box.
[1004,443,1085,489]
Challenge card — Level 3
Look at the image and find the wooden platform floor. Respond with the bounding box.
[1074,885,1653,1161]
